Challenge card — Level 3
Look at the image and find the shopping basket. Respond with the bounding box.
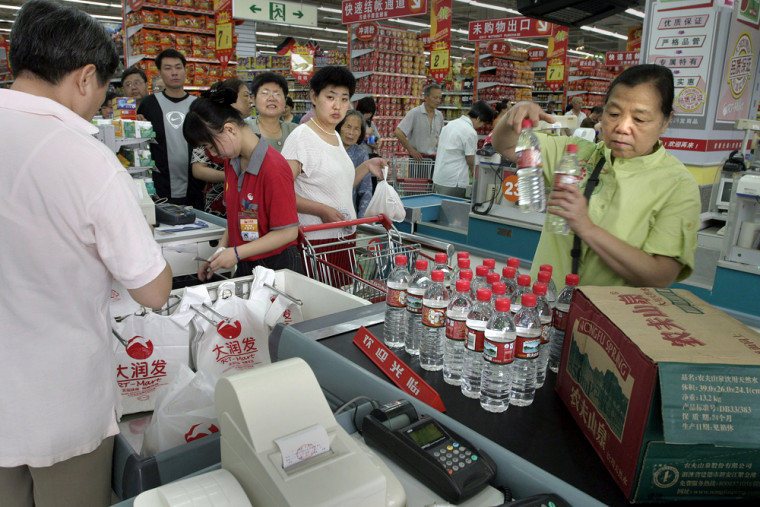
[298,214,428,303]
[389,156,435,197]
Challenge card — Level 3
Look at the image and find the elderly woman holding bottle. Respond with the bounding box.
[491,64,700,290]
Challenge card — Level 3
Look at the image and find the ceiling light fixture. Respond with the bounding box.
[0,4,20,10]
[625,8,645,18]
[580,25,628,40]
[387,18,430,28]
[62,0,121,8]
[317,6,342,14]
[90,13,122,21]
[469,1,520,15]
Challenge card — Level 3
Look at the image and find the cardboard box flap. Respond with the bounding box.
[659,362,760,448]
[577,287,760,366]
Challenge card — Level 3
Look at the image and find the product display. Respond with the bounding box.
[511,293,540,407]
[461,288,493,399]
[405,258,430,356]
[420,270,450,371]
[480,297,516,413]
[443,279,472,386]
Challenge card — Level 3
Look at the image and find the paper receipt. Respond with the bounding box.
[274,424,331,469]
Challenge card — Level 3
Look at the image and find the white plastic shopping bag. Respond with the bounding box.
[365,166,406,222]
[248,266,304,328]
[141,365,219,456]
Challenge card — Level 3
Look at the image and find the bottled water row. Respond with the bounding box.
[383,252,580,413]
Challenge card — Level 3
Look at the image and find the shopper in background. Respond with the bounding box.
[394,82,444,161]
[545,101,556,115]
[151,76,165,94]
[581,105,603,129]
[246,72,296,152]
[0,2,172,505]
[569,95,586,124]
[432,101,495,198]
[356,96,380,158]
[337,110,372,218]
[121,66,149,107]
[282,96,301,123]
[491,64,700,290]
[190,78,252,217]
[184,87,302,278]
[98,90,116,119]
[138,48,203,209]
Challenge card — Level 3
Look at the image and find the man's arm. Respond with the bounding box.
[466,154,475,178]
[394,127,423,161]
[127,262,172,310]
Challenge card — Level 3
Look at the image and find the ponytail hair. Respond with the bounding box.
[183,83,246,148]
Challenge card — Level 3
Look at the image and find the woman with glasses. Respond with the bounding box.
[246,72,296,152]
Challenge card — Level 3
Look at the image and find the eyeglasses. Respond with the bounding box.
[123,79,146,88]
[258,89,284,99]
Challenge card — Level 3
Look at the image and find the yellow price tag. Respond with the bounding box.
[216,23,232,51]
[547,64,564,82]
[431,49,450,71]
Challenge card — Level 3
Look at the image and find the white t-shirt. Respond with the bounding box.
[0,89,167,467]
[282,124,357,240]
[432,115,477,188]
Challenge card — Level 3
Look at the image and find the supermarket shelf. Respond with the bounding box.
[478,53,528,63]
[351,48,375,59]
[238,67,290,73]
[477,82,533,90]
[352,93,422,101]
[128,54,234,67]
[375,115,405,120]
[443,91,473,96]
[127,166,154,175]
[352,48,424,58]
[126,3,212,15]
[353,71,426,79]
[126,23,213,37]
[568,75,613,82]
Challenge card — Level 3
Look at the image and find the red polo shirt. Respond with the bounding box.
[224,139,299,262]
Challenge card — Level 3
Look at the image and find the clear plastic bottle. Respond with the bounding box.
[384,255,410,349]
[458,269,476,300]
[491,281,506,303]
[532,282,553,388]
[547,144,581,235]
[486,271,500,289]
[538,264,558,306]
[500,266,518,297]
[471,265,489,294]
[549,273,580,373]
[433,252,452,289]
[443,279,472,385]
[515,119,546,213]
[480,297,516,413]
[461,288,493,399]
[451,256,470,284]
[506,257,523,277]
[404,258,430,356]
[420,270,450,371]
[510,274,532,314]
[511,293,541,407]
[483,258,496,272]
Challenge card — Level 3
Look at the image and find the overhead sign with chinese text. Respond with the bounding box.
[606,50,641,67]
[468,16,553,42]
[342,0,428,24]
[232,0,317,27]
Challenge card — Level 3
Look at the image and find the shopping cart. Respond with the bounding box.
[389,156,435,197]
[298,214,429,303]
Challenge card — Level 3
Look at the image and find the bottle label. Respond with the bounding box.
[555,173,582,189]
[517,147,541,169]
[540,322,552,345]
[483,339,515,364]
[465,326,486,352]
[552,308,568,331]
[445,317,467,341]
[515,334,540,359]
[422,306,446,328]
[386,288,406,308]
[406,293,423,314]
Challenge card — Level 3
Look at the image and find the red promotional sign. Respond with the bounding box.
[430,0,452,43]
[291,45,315,85]
[468,16,553,42]
[487,40,511,56]
[546,24,568,92]
[605,50,641,67]
[528,48,547,61]
[577,59,597,71]
[627,26,642,51]
[429,39,450,84]
[214,0,233,70]
[352,327,446,412]
[418,32,432,51]
[342,0,428,24]
[355,22,378,42]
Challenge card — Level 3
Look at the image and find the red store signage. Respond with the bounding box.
[528,48,547,61]
[468,16,553,42]
[342,0,428,24]
[487,40,511,56]
[605,50,640,67]
[355,22,378,41]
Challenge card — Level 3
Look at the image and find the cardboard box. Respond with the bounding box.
[556,286,760,503]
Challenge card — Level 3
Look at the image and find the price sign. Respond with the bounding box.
[215,0,233,69]
[429,39,450,84]
[502,174,520,203]
[546,64,565,91]
[216,22,232,51]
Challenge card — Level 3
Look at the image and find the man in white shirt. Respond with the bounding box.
[432,101,495,198]
[394,83,444,161]
[0,2,171,505]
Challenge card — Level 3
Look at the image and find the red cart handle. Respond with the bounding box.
[298,214,393,234]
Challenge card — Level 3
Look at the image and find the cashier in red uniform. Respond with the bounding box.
[491,64,701,290]
[183,87,303,280]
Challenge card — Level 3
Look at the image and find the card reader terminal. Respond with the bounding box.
[155,203,196,225]
[362,400,496,504]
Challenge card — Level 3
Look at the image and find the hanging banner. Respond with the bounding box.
[468,16,553,42]
[342,0,428,24]
[290,45,315,85]
[546,25,568,92]
[355,22,378,42]
[714,10,760,125]
[627,26,643,50]
[430,39,450,84]
[214,0,234,70]
[430,0,452,42]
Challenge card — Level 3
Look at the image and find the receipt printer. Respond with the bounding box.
[134,358,404,506]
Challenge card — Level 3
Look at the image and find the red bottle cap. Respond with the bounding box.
[486,272,500,285]
[494,297,511,312]
[502,266,516,278]
[521,293,537,307]
[459,269,473,281]
[517,274,531,287]
[431,270,444,282]
[457,251,469,259]
[483,258,496,269]
[492,282,506,295]
[521,119,533,129]
[540,264,553,275]
[456,279,471,292]
[533,282,547,296]
[458,258,471,269]
[435,252,448,264]
[476,265,489,277]
[476,288,492,302]
[394,255,407,266]
[566,274,580,286]
[538,270,552,283]
[415,259,428,271]
[566,144,578,153]
[507,257,520,269]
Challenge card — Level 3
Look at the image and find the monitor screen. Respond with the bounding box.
[716,177,734,210]
[407,422,445,448]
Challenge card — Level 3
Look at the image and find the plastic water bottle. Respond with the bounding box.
[547,144,581,235]
[532,282,553,388]
[538,265,558,306]
[483,258,496,272]
[461,288,493,399]
[420,270,450,371]
[510,274,532,314]
[486,271,500,289]
[549,274,580,373]
[511,293,541,407]
[384,255,410,349]
[471,265,489,294]
[515,119,546,213]
[500,266,517,297]
[480,297,516,413]
[405,259,430,356]
[506,257,523,277]
[458,269,476,300]
[491,281,506,303]
[443,279,472,385]
[451,256,470,284]
[433,252,452,289]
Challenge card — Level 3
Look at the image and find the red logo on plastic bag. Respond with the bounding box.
[126,335,153,360]
[184,423,219,442]
[216,320,242,340]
